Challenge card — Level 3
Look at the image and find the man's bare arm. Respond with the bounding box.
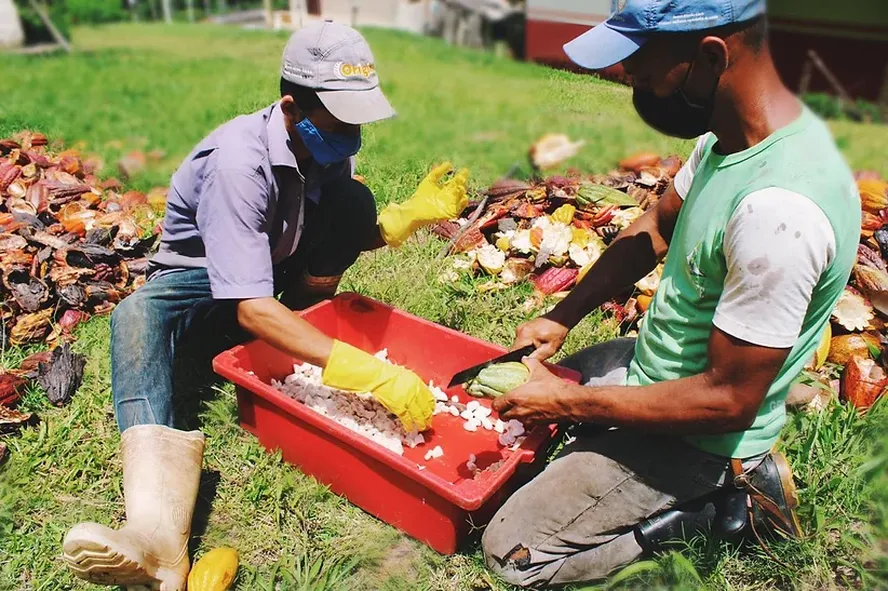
[236,298,334,366]
[496,327,788,435]
[548,182,683,329]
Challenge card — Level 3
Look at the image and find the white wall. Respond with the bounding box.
[312,0,430,31]
[0,0,25,48]
[526,0,611,26]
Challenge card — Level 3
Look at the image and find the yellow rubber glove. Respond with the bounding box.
[378,162,470,247]
[321,340,436,432]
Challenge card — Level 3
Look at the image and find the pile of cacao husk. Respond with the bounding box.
[0,344,87,450]
[432,150,680,333]
[0,130,166,351]
[801,172,888,413]
[434,148,888,414]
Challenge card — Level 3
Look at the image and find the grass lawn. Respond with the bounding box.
[1,22,888,591]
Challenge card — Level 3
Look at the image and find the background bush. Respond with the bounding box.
[803,92,885,124]
[66,0,126,24]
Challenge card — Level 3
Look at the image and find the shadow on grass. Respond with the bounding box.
[190,468,222,557]
[169,340,244,554]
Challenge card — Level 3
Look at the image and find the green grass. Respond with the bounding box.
[1,22,887,591]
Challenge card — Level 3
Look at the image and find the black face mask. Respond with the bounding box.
[631,57,720,139]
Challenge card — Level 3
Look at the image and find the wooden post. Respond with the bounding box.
[806,49,862,121]
[878,61,888,122]
[25,0,71,52]
[263,0,272,27]
[798,57,812,95]
[289,0,302,29]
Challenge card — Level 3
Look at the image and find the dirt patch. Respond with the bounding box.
[378,538,422,583]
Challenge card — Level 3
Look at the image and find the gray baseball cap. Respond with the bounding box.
[281,20,396,125]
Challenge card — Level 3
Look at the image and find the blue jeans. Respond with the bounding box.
[111,177,378,432]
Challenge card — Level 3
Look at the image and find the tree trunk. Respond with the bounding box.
[186,0,195,22]
[161,0,172,23]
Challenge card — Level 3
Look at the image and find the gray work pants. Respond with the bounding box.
[481,338,746,588]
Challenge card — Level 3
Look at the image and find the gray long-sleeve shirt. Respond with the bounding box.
[151,101,354,299]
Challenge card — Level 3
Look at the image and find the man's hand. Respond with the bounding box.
[411,162,470,219]
[322,340,436,432]
[377,162,469,247]
[509,328,790,435]
[492,358,575,424]
[513,315,571,361]
[238,299,435,431]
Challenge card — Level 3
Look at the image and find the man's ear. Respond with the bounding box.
[700,36,729,75]
[280,94,301,122]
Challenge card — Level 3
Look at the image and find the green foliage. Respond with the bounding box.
[803,92,885,124]
[66,0,126,24]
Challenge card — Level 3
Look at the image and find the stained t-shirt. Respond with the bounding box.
[624,105,859,458]
[151,101,354,299]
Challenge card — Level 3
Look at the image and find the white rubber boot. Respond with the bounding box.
[62,425,205,590]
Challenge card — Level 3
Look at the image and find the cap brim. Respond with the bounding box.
[317,86,396,125]
[563,22,647,70]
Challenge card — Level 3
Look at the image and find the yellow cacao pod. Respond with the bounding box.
[187,547,239,591]
[551,204,576,225]
[858,179,888,214]
[813,323,831,369]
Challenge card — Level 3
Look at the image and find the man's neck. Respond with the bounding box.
[709,56,801,155]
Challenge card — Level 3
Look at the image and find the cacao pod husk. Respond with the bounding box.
[858,179,888,214]
[827,333,879,366]
[840,355,888,411]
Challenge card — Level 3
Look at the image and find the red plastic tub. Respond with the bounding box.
[212,292,581,554]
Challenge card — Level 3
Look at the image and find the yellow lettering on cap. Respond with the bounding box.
[335,62,376,80]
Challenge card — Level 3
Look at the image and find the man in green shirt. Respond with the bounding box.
[481,0,859,587]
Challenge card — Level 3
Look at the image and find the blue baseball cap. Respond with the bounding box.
[564,0,767,70]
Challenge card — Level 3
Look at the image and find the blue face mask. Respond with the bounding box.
[293,116,361,166]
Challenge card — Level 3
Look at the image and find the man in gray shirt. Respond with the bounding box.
[62,21,468,590]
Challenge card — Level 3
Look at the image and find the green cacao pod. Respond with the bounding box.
[575,182,637,210]
[466,361,531,398]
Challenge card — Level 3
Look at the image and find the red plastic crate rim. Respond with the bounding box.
[212,292,582,512]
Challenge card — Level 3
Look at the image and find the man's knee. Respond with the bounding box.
[110,291,149,343]
[321,177,378,242]
[110,291,139,328]
[482,520,542,588]
[559,337,636,386]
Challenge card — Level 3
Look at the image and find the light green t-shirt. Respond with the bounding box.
[624,105,860,459]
